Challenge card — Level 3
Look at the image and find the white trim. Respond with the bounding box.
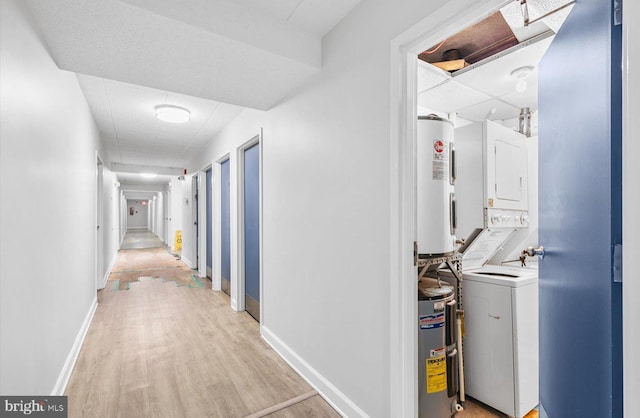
[198,171,207,278]
[99,252,117,290]
[622,0,639,414]
[388,1,508,416]
[51,297,98,395]
[230,152,240,311]
[95,152,103,294]
[199,163,214,287]
[213,155,228,292]
[261,326,366,418]
[259,129,264,324]
[234,145,245,312]
[181,256,195,269]
[236,133,262,318]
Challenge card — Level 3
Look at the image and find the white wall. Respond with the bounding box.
[120,191,127,242]
[168,177,184,252]
[156,192,164,240]
[0,0,102,395]
[187,1,452,415]
[181,175,196,267]
[99,167,120,287]
[126,200,149,229]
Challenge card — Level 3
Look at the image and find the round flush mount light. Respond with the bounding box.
[154,105,190,123]
[511,66,534,93]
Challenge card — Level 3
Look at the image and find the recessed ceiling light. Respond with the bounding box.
[140,173,157,178]
[155,105,190,123]
[511,66,534,93]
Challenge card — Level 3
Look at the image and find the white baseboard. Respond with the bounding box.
[261,326,369,418]
[51,297,98,395]
[181,256,193,269]
[99,253,117,290]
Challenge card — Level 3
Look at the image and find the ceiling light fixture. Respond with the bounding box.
[140,173,157,178]
[511,65,534,93]
[154,104,190,123]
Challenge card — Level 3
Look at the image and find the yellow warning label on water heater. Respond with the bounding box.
[426,355,447,393]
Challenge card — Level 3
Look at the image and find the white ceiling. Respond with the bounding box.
[24,0,361,181]
[78,74,244,168]
[418,33,554,123]
[117,173,176,188]
[24,0,362,110]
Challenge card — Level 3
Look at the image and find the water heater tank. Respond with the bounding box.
[417,115,456,256]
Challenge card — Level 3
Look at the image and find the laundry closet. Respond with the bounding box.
[414,2,572,417]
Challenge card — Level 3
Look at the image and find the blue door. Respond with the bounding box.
[538,0,622,416]
[206,168,213,279]
[221,159,231,296]
[244,143,260,321]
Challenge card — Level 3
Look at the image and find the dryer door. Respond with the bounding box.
[484,120,528,211]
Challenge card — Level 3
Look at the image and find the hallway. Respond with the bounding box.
[65,236,339,418]
[2,1,636,416]
[120,229,165,250]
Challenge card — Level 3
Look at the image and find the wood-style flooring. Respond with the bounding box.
[65,247,339,418]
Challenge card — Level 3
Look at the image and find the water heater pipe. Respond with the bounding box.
[457,315,466,402]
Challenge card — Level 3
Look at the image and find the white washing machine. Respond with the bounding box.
[440,229,539,418]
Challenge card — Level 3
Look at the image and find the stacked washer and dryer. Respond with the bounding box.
[416,116,539,418]
[449,120,538,418]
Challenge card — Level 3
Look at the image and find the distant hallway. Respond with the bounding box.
[120,229,164,250]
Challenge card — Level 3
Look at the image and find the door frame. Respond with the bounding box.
[202,164,214,283]
[95,152,104,291]
[191,172,207,276]
[236,132,263,320]
[215,154,232,296]
[390,0,637,416]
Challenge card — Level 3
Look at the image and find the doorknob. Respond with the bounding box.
[523,246,545,258]
[520,246,544,266]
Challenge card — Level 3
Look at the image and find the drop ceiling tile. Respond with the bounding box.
[417,61,450,94]
[418,81,492,113]
[499,82,539,111]
[456,98,521,122]
[453,34,553,98]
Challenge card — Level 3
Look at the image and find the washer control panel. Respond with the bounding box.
[485,208,529,228]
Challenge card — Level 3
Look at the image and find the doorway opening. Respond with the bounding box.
[192,174,200,271]
[220,157,232,297]
[239,135,261,322]
[96,154,104,291]
[389,0,621,416]
[206,167,213,280]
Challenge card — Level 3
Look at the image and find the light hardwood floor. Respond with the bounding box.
[65,258,339,417]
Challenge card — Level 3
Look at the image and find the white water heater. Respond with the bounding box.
[417,115,456,256]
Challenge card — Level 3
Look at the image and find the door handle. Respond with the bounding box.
[523,246,545,259]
